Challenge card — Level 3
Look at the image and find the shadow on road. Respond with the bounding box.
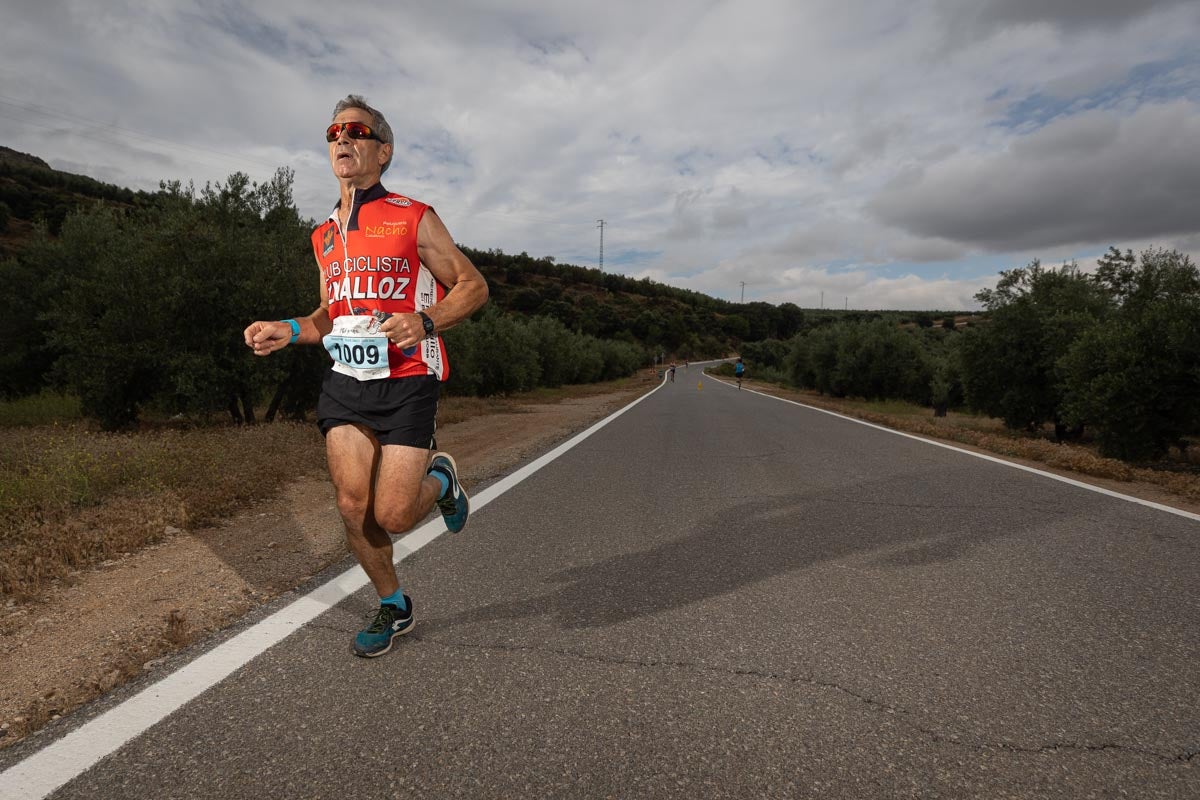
[421,467,1060,634]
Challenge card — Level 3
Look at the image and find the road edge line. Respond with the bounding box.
[705,373,1200,523]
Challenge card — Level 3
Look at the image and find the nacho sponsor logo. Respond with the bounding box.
[322,226,335,256]
[365,223,409,237]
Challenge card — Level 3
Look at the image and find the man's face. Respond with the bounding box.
[328,108,392,183]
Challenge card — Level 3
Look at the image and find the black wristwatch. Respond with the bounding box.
[417,311,436,337]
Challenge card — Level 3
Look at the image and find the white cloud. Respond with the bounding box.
[2,0,1198,312]
[868,101,1200,251]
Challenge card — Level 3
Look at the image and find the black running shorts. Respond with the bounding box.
[317,371,440,448]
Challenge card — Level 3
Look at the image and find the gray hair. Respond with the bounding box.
[332,94,394,174]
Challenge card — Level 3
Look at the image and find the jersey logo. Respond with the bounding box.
[322,226,335,256]
[365,223,409,238]
[385,196,412,207]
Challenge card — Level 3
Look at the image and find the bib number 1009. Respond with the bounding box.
[331,341,381,367]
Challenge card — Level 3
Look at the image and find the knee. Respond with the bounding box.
[335,488,371,526]
[374,500,420,535]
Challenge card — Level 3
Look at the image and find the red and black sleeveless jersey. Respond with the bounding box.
[310,183,449,380]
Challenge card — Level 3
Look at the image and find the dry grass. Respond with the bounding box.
[438,395,521,426]
[164,609,192,647]
[0,422,327,599]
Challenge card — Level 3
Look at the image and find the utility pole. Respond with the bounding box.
[739,281,746,303]
[596,219,606,270]
[820,290,824,309]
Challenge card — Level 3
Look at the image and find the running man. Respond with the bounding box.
[734,357,745,389]
[244,95,489,658]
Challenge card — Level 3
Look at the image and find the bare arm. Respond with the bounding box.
[380,209,489,349]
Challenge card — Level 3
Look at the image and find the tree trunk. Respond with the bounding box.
[241,392,257,425]
[264,378,288,423]
[227,396,244,425]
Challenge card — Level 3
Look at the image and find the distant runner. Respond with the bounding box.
[734,357,745,389]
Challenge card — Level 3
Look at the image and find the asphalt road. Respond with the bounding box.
[3,370,1198,798]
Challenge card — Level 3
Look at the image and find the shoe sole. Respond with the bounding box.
[430,452,470,533]
[352,621,414,658]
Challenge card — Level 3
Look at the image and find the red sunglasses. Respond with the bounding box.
[325,121,382,142]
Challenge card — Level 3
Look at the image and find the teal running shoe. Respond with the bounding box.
[429,452,469,533]
[352,599,413,658]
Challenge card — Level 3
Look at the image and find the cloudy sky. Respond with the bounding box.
[3,0,1199,310]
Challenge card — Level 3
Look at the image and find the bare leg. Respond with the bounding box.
[326,426,443,598]
[373,444,444,535]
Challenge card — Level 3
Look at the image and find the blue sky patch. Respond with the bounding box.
[997,54,1200,131]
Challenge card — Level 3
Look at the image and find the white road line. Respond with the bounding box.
[707,374,1200,523]
[0,377,666,800]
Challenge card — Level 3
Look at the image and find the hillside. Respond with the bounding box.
[0,145,51,169]
[459,245,821,357]
[0,146,158,257]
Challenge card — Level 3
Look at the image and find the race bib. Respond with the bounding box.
[323,316,390,380]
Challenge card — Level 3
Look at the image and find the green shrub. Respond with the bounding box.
[1061,248,1200,460]
[526,315,576,387]
[443,310,645,396]
[16,170,316,429]
[960,259,1107,432]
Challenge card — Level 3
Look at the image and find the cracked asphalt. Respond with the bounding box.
[9,375,1200,798]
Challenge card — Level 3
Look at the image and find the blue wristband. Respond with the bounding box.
[280,319,300,343]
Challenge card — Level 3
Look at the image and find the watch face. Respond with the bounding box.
[421,314,435,335]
